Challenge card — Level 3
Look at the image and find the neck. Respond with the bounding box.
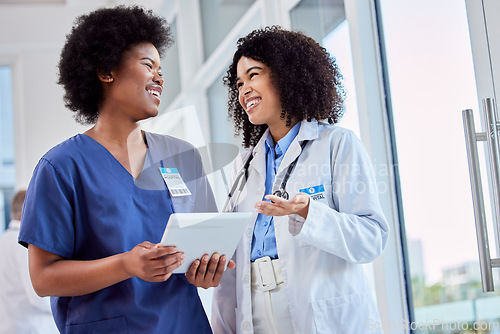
[268,119,299,144]
[85,112,145,147]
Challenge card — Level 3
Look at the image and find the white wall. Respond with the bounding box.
[0,1,168,188]
[1,4,87,188]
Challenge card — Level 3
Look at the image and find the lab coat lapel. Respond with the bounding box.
[276,140,301,176]
[249,129,268,181]
[275,119,319,176]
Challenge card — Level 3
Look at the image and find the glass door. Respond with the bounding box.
[289,1,408,328]
[378,0,500,332]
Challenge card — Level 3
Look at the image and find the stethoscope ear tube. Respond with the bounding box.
[224,140,307,211]
[222,169,245,212]
[272,140,308,200]
[223,150,255,212]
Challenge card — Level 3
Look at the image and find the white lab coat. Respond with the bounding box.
[0,220,59,334]
[212,119,389,334]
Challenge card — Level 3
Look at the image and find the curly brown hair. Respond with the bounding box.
[58,5,173,125]
[224,26,345,148]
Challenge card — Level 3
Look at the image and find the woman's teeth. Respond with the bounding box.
[246,99,260,109]
[148,90,160,98]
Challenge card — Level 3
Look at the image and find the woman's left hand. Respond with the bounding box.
[185,253,236,289]
[255,192,310,218]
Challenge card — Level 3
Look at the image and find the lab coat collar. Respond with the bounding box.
[275,119,319,175]
[297,118,319,142]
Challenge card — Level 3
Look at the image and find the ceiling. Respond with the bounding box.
[0,0,65,3]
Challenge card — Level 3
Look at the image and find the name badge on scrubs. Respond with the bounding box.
[299,184,325,201]
[159,167,192,197]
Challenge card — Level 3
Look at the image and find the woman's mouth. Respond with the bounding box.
[147,89,161,102]
[245,97,261,111]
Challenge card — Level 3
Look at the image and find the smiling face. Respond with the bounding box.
[104,42,164,122]
[236,56,283,128]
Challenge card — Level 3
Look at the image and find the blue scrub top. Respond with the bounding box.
[19,132,216,334]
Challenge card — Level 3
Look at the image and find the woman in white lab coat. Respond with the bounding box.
[211,26,389,334]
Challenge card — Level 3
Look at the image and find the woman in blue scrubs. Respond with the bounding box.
[19,6,227,334]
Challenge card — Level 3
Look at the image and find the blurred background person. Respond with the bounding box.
[0,189,58,334]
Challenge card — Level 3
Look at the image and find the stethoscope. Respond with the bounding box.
[223,140,308,212]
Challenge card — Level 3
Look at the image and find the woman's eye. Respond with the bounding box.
[158,72,163,77]
[249,72,258,78]
[236,82,243,89]
[144,63,153,69]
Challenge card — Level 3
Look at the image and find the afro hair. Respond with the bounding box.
[58,5,173,124]
[224,26,345,148]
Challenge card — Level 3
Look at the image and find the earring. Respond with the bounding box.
[108,77,113,82]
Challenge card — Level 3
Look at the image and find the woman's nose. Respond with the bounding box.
[242,82,252,95]
[155,73,164,86]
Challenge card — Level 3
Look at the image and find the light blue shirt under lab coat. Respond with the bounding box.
[250,122,301,261]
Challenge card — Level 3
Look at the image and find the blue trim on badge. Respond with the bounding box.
[299,184,325,195]
[160,167,179,174]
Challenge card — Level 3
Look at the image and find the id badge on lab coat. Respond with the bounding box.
[159,167,192,197]
[299,184,327,204]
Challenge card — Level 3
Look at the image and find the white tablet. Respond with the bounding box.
[159,212,252,273]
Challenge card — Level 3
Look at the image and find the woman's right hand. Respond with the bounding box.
[28,242,184,297]
[123,241,184,282]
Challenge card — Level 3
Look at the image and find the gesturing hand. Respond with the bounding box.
[123,241,184,282]
[255,192,310,218]
[185,253,236,289]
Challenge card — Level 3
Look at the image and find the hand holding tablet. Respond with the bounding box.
[159,212,252,274]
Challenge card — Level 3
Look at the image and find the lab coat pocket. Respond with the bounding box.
[66,316,127,334]
[297,183,334,248]
[311,293,382,334]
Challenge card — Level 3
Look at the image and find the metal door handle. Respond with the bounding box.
[462,97,500,292]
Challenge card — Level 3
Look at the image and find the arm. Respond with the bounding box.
[22,155,184,297]
[29,242,183,297]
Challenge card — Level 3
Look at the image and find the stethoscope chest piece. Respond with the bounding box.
[270,140,308,201]
[273,189,289,200]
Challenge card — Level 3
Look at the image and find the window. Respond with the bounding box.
[161,18,181,108]
[379,0,500,331]
[199,0,255,60]
[291,0,360,135]
[0,65,16,230]
[206,69,242,205]
[290,0,378,298]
